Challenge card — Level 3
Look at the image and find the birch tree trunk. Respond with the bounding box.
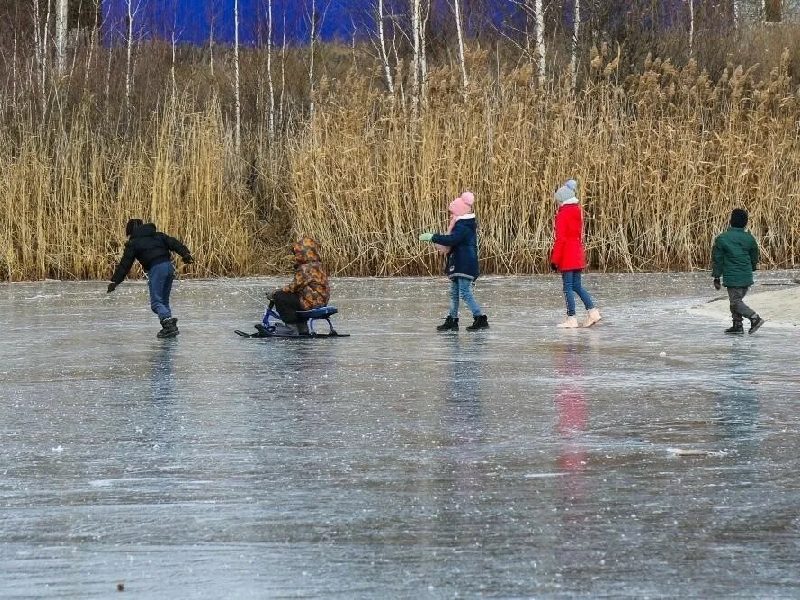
[55,0,68,76]
[307,0,317,119]
[420,0,429,101]
[377,0,394,94]
[535,0,545,87]
[453,0,468,92]
[171,32,177,105]
[234,0,241,154]
[732,0,740,26]
[267,0,275,141]
[570,0,580,93]
[687,0,694,57]
[125,0,135,116]
[42,0,52,109]
[412,0,421,113]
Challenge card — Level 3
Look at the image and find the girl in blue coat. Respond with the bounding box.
[420,192,489,331]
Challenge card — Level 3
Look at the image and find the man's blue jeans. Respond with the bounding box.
[148,261,175,321]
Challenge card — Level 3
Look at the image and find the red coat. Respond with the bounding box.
[551,202,586,271]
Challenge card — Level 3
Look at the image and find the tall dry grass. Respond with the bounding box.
[0,28,799,280]
[0,100,258,281]
[289,49,800,275]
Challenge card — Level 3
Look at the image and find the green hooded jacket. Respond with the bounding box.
[711,227,759,288]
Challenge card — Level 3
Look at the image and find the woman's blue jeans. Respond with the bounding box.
[449,277,482,318]
[562,270,594,316]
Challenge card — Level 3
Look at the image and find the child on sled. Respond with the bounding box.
[268,237,331,335]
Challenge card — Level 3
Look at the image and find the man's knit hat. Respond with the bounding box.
[730,208,749,228]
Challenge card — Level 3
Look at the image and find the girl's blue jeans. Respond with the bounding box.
[562,270,594,316]
[449,277,482,318]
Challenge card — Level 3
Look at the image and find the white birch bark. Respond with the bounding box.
[234,0,241,153]
[453,0,468,92]
[267,0,275,141]
[55,0,68,76]
[209,13,215,76]
[732,0,740,26]
[125,0,137,116]
[411,0,421,113]
[171,31,177,105]
[570,0,580,93]
[308,0,317,120]
[377,0,394,93]
[688,0,694,57]
[420,0,429,102]
[279,11,287,130]
[535,0,545,86]
[42,0,52,104]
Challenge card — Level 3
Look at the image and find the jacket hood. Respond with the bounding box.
[131,223,157,237]
[293,237,322,264]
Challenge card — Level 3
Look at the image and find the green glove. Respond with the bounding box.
[419,233,434,242]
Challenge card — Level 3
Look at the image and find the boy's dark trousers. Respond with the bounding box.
[727,286,756,324]
[272,291,305,325]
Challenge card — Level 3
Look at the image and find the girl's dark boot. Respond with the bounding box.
[466,315,489,331]
[437,316,459,331]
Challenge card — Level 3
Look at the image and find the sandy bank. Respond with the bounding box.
[691,284,800,327]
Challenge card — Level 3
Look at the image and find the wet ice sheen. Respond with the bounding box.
[1,272,799,598]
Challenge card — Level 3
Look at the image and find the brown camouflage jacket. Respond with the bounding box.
[281,237,331,310]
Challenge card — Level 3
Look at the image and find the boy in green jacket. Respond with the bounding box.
[712,208,764,335]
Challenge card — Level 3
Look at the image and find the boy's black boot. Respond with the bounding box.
[466,315,489,331]
[436,316,459,331]
[298,321,310,335]
[748,315,764,335]
[157,317,179,338]
[724,321,744,335]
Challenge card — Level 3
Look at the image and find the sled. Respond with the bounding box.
[235,306,350,339]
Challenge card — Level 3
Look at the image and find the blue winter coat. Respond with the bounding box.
[431,218,480,281]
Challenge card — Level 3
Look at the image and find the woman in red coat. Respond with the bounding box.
[550,180,602,328]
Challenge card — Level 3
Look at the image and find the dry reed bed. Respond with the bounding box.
[290,51,800,275]
[1,49,799,280]
[0,102,257,281]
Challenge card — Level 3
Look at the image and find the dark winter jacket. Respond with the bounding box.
[711,227,759,288]
[281,237,331,310]
[431,217,480,281]
[111,223,192,284]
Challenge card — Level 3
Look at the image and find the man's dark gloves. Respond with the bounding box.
[550,263,558,272]
[107,282,117,293]
[713,278,721,291]
[183,255,195,265]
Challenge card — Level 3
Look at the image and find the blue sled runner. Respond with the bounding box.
[235,306,349,338]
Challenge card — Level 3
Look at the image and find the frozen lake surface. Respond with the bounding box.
[1,272,799,598]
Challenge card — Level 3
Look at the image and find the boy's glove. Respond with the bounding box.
[419,233,434,242]
[550,263,558,272]
[183,255,195,265]
[713,277,721,291]
[107,282,117,293]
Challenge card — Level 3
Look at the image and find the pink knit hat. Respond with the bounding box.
[448,191,475,217]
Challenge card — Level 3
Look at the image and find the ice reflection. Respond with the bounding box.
[553,338,590,507]
[714,345,760,459]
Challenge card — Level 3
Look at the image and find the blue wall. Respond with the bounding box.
[102,0,368,45]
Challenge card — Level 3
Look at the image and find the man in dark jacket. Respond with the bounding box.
[108,219,194,338]
[712,208,764,335]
